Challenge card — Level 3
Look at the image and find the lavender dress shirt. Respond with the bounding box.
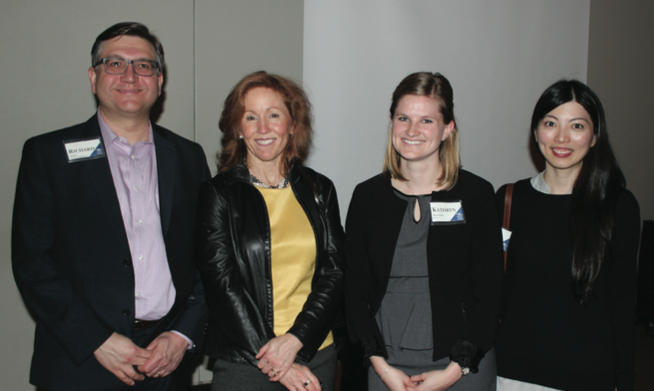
[98,111,191,346]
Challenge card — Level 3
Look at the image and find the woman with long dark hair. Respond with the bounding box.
[345,72,504,391]
[495,80,641,391]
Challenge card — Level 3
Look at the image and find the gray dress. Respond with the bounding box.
[368,191,496,391]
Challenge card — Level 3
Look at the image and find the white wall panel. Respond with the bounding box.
[304,0,590,216]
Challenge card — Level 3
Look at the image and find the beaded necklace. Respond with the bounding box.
[249,173,290,189]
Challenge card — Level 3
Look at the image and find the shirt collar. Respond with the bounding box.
[530,171,550,194]
[531,171,572,194]
[97,108,154,146]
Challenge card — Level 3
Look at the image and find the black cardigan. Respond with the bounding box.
[344,170,504,368]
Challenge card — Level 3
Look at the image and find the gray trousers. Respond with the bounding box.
[211,344,337,391]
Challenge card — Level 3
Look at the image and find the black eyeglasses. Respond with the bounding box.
[94,58,160,76]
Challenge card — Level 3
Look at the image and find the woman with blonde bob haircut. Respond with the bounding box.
[346,72,503,391]
[196,71,345,391]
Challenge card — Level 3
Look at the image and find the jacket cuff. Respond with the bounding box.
[170,330,194,350]
[449,338,485,373]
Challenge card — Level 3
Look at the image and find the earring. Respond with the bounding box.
[239,135,244,139]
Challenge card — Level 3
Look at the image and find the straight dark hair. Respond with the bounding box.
[531,79,625,304]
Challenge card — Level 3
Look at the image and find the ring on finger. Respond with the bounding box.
[303,379,311,387]
[269,369,279,377]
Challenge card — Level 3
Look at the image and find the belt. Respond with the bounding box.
[134,319,160,331]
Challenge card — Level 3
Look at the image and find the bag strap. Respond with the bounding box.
[502,183,514,270]
[503,183,514,230]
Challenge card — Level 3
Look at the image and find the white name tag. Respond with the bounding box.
[502,228,512,251]
[430,201,465,225]
[64,138,105,163]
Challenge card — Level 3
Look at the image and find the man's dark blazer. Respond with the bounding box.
[12,114,211,390]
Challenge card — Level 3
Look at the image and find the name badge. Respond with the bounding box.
[64,138,106,163]
[502,228,512,251]
[430,201,465,225]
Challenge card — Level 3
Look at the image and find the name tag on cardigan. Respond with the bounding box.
[429,201,465,225]
[64,138,106,163]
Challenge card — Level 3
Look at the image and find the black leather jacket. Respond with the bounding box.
[195,162,345,364]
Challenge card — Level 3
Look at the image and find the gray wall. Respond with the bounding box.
[588,0,654,221]
[0,1,303,389]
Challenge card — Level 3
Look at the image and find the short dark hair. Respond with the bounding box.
[91,22,164,72]
[217,71,313,173]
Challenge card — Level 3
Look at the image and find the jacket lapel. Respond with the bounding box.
[153,126,175,237]
[81,115,131,253]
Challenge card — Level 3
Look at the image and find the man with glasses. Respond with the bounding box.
[12,22,209,391]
